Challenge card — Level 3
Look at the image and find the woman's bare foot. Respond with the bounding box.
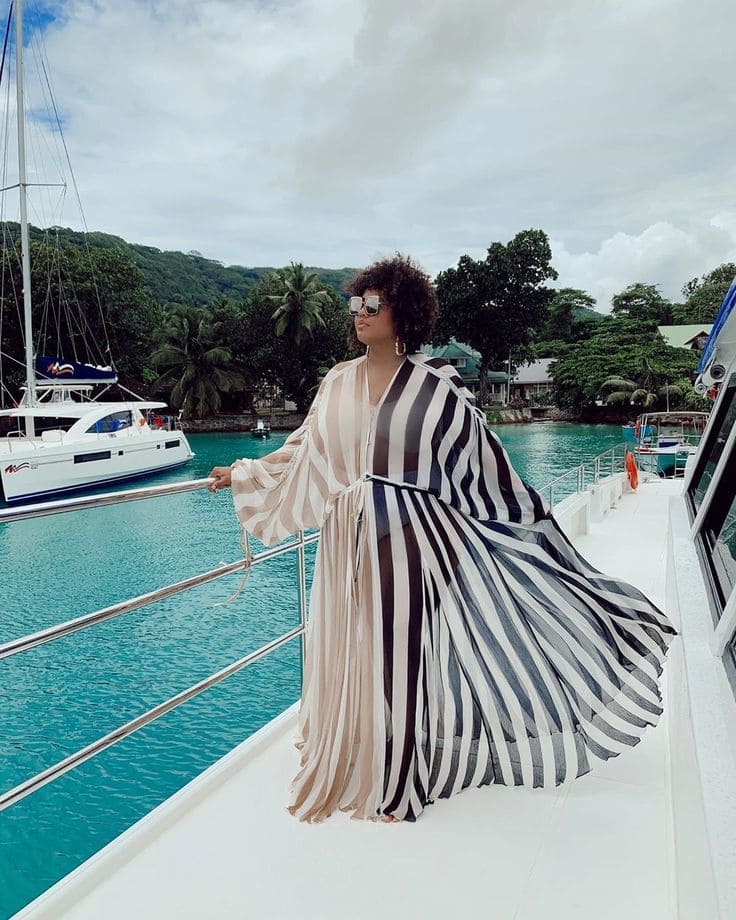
[382,814,400,823]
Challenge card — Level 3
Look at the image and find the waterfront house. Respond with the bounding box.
[510,358,555,403]
[423,340,508,404]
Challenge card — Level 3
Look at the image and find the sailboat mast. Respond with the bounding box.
[14,0,36,422]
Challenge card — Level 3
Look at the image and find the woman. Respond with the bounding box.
[208,254,676,823]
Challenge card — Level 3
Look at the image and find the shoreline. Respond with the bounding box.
[180,407,632,433]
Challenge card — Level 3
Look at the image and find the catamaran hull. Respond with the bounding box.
[0,435,193,504]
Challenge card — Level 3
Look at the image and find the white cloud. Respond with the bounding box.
[6,0,735,305]
[552,218,736,311]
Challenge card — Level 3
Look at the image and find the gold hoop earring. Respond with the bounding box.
[365,344,370,357]
[395,336,406,356]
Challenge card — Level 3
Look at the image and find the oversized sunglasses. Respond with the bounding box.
[348,295,383,316]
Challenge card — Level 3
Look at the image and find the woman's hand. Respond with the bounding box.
[207,466,233,493]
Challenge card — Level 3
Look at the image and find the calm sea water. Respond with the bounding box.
[0,423,621,917]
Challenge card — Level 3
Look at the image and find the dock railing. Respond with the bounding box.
[0,444,629,813]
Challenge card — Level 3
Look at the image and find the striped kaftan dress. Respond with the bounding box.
[230,353,677,822]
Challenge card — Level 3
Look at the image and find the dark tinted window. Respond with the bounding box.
[699,444,736,611]
[688,373,736,513]
[86,411,132,434]
[74,451,112,464]
[725,634,736,699]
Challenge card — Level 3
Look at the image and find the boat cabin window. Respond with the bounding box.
[687,372,736,618]
[687,375,736,514]
[86,411,132,434]
[699,447,736,611]
[726,633,736,698]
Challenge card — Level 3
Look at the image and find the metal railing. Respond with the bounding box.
[0,477,317,813]
[540,443,628,507]
[0,445,629,813]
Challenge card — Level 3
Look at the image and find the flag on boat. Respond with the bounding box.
[35,355,118,384]
[697,276,736,383]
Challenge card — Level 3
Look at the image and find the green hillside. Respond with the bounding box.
[574,305,604,323]
[2,222,357,307]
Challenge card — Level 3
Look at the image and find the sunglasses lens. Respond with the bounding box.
[349,295,382,316]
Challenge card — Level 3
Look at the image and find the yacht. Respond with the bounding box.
[0,0,193,505]
[1,278,735,918]
[0,385,192,504]
[631,410,709,476]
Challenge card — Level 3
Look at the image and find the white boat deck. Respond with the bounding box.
[16,481,682,920]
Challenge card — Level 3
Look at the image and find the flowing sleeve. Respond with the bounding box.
[429,360,550,525]
[230,372,332,545]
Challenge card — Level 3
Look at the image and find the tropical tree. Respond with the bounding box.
[600,375,657,408]
[241,274,351,411]
[610,283,673,326]
[149,305,243,418]
[674,262,736,324]
[551,315,700,409]
[534,288,602,356]
[435,229,558,406]
[268,262,332,347]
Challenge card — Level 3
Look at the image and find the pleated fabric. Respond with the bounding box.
[231,354,677,822]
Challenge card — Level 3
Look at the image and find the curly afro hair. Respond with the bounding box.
[345,253,438,354]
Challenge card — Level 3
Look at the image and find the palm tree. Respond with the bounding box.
[268,262,330,347]
[150,305,243,418]
[600,376,657,408]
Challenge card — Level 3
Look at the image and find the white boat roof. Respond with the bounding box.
[638,411,709,419]
[0,402,167,418]
[15,480,687,920]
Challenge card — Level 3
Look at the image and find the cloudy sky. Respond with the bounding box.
[10,0,736,310]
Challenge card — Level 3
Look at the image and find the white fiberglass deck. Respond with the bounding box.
[17,481,680,920]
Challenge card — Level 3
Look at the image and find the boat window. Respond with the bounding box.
[86,411,132,434]
[698,443,736,611]
[165,440,180,449]
[687,374,736,514]
[74,450,112,464]
[725,633,736,699]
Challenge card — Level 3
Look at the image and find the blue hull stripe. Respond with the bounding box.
[3,460,192,505]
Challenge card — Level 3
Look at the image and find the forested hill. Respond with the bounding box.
[3,222,357,307]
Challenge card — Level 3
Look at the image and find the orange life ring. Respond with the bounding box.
[625,451,639,490]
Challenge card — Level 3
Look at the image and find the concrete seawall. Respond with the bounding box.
[182,414,304,433]
[485,407,580,424]
[182,406,582,433]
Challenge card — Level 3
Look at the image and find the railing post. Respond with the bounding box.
[296,530,308,678]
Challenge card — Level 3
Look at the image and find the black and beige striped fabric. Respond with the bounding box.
[231,354,676,822]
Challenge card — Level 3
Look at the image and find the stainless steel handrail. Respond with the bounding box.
[0,530,319,661]
[543,444,627,507]
[0,477,216,523]
[1,477,317,813]
[0,623,303,812]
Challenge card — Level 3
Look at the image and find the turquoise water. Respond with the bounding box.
[0,423,621,917]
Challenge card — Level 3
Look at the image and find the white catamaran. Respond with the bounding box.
[0,1,193,504]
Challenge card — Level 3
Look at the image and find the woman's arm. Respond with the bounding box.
[207,361,351,496]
